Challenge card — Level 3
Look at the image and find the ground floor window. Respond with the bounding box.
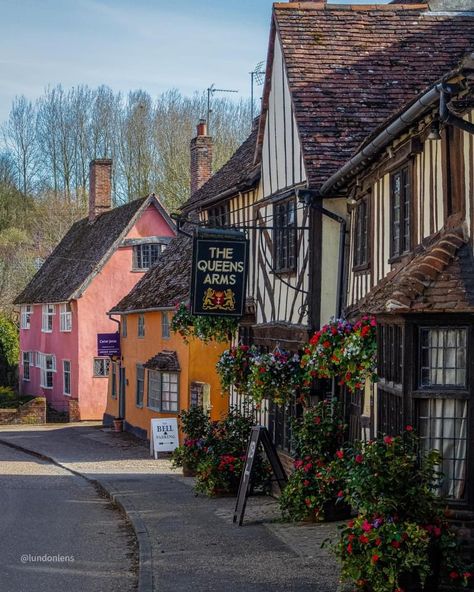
[136,365,145,407]
[22,351,33,381]
[377,319,471,504]
[37,352,56,389]
[63,360,71,395]
[93,357,110,377]
[147,370,178,412]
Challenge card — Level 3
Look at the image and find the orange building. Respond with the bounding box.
[104,231,229,440]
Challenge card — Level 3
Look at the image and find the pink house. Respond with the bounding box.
[14,159,176,420]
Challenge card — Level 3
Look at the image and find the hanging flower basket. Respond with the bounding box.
[301,316,378,393]
[216,345,258,395]
[247,349,304,406]
[171,302,238,343]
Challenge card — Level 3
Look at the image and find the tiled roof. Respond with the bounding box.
[182,126,260,211]
[14,197,151,304]
[144,350,180,372]
[110,231,192,313]
[350,219,474,315]
[270,3,474,188]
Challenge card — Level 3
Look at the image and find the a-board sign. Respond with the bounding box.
[190,228,249,317]
[150,418,179,458]
[233,426,287,526]
[97,332,120,357]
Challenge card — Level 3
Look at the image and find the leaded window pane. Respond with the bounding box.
[420,328,467,388]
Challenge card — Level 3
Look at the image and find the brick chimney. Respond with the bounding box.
[190,119,213,196]
[89,159,112,223]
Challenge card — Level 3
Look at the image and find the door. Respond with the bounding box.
[119,367,126,419]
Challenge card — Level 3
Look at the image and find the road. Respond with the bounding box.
[0,442,136,592]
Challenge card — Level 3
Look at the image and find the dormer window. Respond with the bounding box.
[207,202,230,227]
[133,243,163,270]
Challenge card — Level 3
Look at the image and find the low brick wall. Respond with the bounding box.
[0,397,46,425]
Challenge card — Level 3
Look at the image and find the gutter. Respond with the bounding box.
[107,307,175,316]
[319,82,444,196]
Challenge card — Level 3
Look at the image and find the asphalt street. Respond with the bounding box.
[0,442,136,592]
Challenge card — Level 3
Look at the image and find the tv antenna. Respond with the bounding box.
[250,61,265,122]
[206,84,238,135]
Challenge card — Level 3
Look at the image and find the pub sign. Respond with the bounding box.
[191,229,248,317]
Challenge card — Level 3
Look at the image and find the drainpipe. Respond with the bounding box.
[440,86,474,135]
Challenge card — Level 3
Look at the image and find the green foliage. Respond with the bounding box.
[171,302,238,343]
[332,430,473,591]
[216,345,258,395]
[0,315,19,367]
[193,407,271,497]
[279,400,348,522]
[171,407,211,472]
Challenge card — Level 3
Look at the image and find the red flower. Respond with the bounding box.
[391,540,401,549]
[375,537,382,546]
[258,366,266,374]
[371,554,380,563]
[314,416,321,425]
[303,480,310,487]
[433,526,441,537]
[337,490,344,498]
[384,436,394,445]
[359,535,369,544]
[304,497,312,507]
[322,340,331,349]
[361,325,370,337]
[405,425,414,432]
[347,543,353,554]
[449,571,460,580]
[355,454,363,464]
[336,450,344,459]
[463,572,472,579]
[294,459,303,469]
[362,520,372,532]
[309,333,320,345]
[348,520,355,528]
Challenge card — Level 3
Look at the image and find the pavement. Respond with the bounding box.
[0,423,342,592]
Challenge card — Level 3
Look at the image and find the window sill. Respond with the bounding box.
[147,407,178,414]
[59,329,72,333]
[23,378,30,382]
[353,263,370,273]
[271,268,297,277]
[40,386,53,390]
[63,392,71,397]
[131,268,149,273]
[136,403,143,409]
[41,330,53,334]
[93,375,109,379]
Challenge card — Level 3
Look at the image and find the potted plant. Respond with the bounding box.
[279,399,350,522]
[332,428,473,591]
[171,302,238,343]
[171,406,211,476]
[216,344,258,396]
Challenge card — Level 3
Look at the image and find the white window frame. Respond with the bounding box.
[147,370,179,413]
[37,352,56,389]
[132,243,163,271]
[41,304,55,333]
[22,351,33,381]
[20,305,32,330]
[138,314,145,338]
[63,360,71,396]
[60,303,72,332]
[93,357,110,378]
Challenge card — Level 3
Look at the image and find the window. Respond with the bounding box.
[111,362,117,399]
[138,314,145,338]
[136,365,145,407]
[93,357,110,377]
[377,322,470,503]
[354,197,369,268]
[41,304,55,333]
[147,370,179,412]
[37,353,56,389]
[63,360,71,395]
[162,312,170,339]
[390,166,411,259]
[419,328,467,388]
[60,303,72,332]
[20,305,32,330]
[122,316,127,338]
[207,202,230,227]
[274,199,297,272]
[133,244,163,270]
[22,351,33,381]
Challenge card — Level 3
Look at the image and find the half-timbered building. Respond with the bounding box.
[328,50,474,510]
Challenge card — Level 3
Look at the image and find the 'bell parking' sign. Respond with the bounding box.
[150,418,179,458]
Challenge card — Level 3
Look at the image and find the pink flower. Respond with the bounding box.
[362,520,372,532]
[355,454,363,464]
[336,450,344,460]
[384,435,394,445]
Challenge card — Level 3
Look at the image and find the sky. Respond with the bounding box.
[0,0,391,125]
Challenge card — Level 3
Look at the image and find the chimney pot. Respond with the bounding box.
[89,159,112,223]
[190,121,213,196]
